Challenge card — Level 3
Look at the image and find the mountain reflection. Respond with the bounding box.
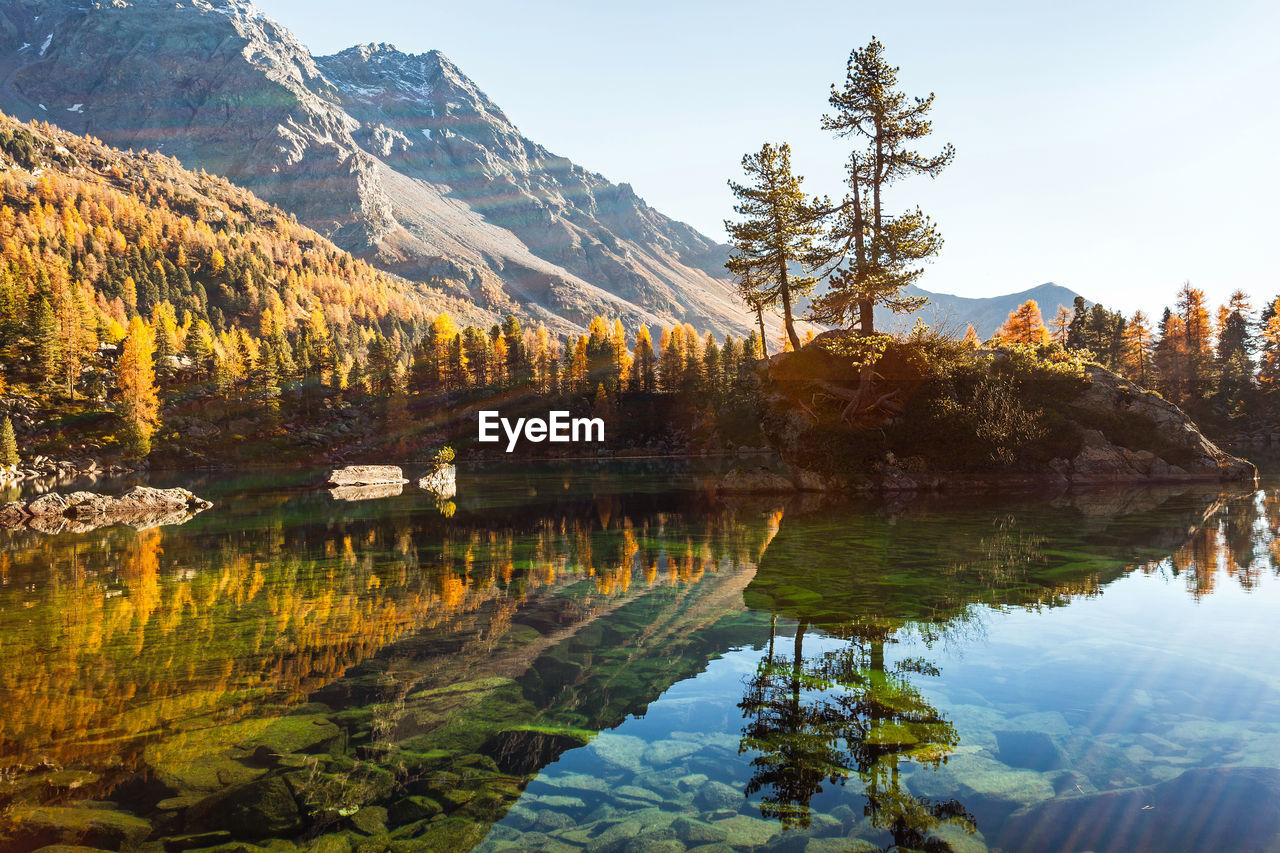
[0,470,778,781]
[0,470,1273,853]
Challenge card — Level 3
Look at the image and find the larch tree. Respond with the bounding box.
[811,37,954,336]
[116,315,160,458]
[1176,282,1214,399]
[0,415,17,467]
[725,142,824,350]
[992,300,1050,346]
[1050,305,1072,346]
[1121,310,1155,387]
[1258,296,1280,387]
[632,325,657,394]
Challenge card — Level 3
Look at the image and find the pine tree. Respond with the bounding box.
[1065,296,1089,350]
[0,416,18,467]
[725,142,824,349]
[813,37,953,336]
[116,316,160,458]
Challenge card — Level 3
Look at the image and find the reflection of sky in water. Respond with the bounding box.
[488,563,1280,851]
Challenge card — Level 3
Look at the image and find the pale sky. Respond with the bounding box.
[253,0,1280,315]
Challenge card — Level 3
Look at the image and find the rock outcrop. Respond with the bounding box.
[0,486,213,532]
[1054,365,1256,484]
[751,344,1257,493]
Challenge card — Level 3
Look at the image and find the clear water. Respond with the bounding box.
[0,464,1277,852]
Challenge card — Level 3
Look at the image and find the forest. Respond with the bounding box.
[0,38,1275,471]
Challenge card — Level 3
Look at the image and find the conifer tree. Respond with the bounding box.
[0,416,18,467]
[993,300,1050,346]
[1122,311,1155,387]
[812,37,953,336]
[116,316,160,458]
[1050,305,1072,346]
[31,297,61,388]
[632,326,657,394]
[1065,296,1089,350]
[725,142,823,349]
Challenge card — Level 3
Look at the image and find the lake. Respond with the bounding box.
[0,463,1277,853]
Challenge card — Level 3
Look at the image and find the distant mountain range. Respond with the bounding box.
[879,282,1087,339]
[0,0,749,335]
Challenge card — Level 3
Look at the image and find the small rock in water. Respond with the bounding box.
[417,463,456,498]
[327,465,409,487]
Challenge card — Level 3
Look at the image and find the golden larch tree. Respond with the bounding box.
[116,315,160,458]
[993,300,1050,346]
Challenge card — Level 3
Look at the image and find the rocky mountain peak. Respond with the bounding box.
[0,0,756,335]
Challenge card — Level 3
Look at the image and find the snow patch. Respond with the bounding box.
[67,103,84,113]
[421,128,431,140]
[18,43,30,52]
[39,34,52,57]
[38,104,47,111]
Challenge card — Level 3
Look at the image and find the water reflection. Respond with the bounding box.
[736,485,1270,851]
[0,470,1273,853]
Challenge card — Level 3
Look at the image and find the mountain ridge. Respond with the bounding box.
[0,0,752,335]
[879,282,1087,339]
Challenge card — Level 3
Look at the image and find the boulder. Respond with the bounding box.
[0,487,212,531]
[5,806,152,851]
[416,464,456,499]
[327,465,408,487]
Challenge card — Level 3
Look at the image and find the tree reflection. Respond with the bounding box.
[738,485,1263,849]
[739,615,973,848]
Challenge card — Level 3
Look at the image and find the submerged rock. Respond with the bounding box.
[0,486,212,532]
[4,805,152,851]
[717,467,796,493]
[327,465,409,487]
[999,766,1280,852]
[480,727,591,775]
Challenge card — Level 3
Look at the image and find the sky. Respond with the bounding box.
[251,0,1280,315]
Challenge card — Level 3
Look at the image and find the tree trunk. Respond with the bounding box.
[859,298,875,337]
[757,305,769,358]
[780,284,802,351]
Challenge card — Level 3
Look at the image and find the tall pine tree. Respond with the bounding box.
[812,37,954,336]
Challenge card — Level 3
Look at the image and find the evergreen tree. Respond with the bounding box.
[813,37,953,336]
[1065,296,1089,350]
[31,297,61,388]
[725,142,824,349]
[0,416,18,467]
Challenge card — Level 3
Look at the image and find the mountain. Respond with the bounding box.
[0,0,752,335]
[0,108,487,342]
[879,282,1087,339]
